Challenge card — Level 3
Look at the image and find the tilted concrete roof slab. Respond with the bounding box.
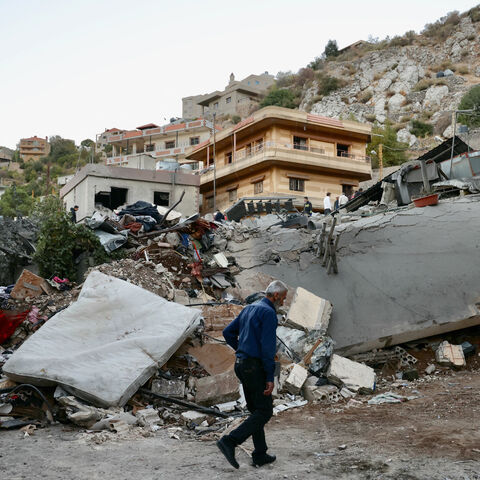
[249,195,480,355]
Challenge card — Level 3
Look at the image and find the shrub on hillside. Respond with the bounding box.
[410,120,433,138]
[260,88,297,109]
[458,85,480,127]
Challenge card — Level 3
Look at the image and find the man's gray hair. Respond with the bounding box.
[265,280,288,296]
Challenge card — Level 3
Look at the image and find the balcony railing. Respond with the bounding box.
[231,141,369,163]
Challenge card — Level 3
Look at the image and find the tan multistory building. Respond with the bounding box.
[104,119,219,170]
[19,136,50,162]
[186,106,372,214]
[182,72,275,120]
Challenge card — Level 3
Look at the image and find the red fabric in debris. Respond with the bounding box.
[125,222,142,233]
[0,310,29,344]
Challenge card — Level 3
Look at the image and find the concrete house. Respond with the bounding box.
[182,72,275,120]
[104,119,217,170]
[60,164,200,223]
[19,136,50,162]
[186,106,372,214]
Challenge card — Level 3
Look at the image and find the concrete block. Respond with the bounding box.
[327,354,376,393]
[303,384,338,402]
[213,253,229,268]
[435,341,466,368]
[151,378,185,398]
[284,364,309,395]
[181,411,207,424]
[195,370,239,406]
[135,408,162,427]
[287,287,332,333]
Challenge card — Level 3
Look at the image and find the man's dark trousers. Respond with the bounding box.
[225,357,273,459]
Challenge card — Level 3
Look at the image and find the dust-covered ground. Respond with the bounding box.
[1,370,479,480]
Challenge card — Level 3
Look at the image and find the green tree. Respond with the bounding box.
[458,85,480,127]
[80,139,95,148]
[324,39,339,59]
[0,185,36,217]
[367,122,409,169]
[32,196,109,280]
[49,136,77,160]
[260,88,297,109]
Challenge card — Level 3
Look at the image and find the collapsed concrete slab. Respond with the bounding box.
[254,196,480,355]
[327,354,376,393]
[188,343,235,375]
[3,271,201,407]
[283,364,309,395]
[287,287,332,333]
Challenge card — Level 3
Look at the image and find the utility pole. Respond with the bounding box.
[212,112,217,212]
[378,143,383,181]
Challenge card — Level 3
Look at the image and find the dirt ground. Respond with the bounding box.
[1,368,479,480]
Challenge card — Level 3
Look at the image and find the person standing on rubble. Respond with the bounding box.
[303,196,313,216]
[217,280,288,469]
[323,192,332,215]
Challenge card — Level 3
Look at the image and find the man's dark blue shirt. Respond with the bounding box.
[222,297,278,382]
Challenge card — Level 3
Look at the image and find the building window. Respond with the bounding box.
[226,152,232,164]
[245,143,252,156]
[190,137,200,146]
[145,144,155,152]
[154,191,169,207]
[293,136,308,151]
[226,97,231,104]
[165,140,175,149]
[214,102,219,109]
[94,187,128,210]
[229,189,237,202]
[256,138,264,150]
[206,196,214,209]
[337,143,349,157]
[254,181,263,194]
[255,80,259,85]
[289,178,305,192]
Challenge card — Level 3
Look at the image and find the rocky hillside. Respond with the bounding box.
[297,9,480,154]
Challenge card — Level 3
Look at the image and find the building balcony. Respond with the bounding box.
[106,119,214,143]
[106,146,190,166]
[200,141,371,185]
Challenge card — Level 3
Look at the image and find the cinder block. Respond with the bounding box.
[327,354,376,393]
[151,378,185,398]
[195,369,239,406]
[287,287,332,333]
[284,364,309,395]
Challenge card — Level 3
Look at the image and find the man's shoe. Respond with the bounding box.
[216,437,239,469]
[252,453,276,467]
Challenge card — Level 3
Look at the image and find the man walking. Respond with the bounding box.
[323,192,332,215]
[217,280,288,469]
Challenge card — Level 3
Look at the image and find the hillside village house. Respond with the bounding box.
[19,136,50,162]
[186,106,372,214]
[104,119,217,170]
[60,164,199,223]
[182,72,275,120]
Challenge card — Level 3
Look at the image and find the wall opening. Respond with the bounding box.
[154,191,170,207]
[94,187,128,210]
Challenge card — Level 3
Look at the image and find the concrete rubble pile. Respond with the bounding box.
[1,198,480,441]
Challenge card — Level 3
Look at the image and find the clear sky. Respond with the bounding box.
[0,0,478,149]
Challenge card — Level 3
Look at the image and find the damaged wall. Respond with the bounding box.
[250,196,480,355]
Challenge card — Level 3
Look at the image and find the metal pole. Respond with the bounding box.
[213,112,217,212]
[448,111,457,179]
[378,143,383,180]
